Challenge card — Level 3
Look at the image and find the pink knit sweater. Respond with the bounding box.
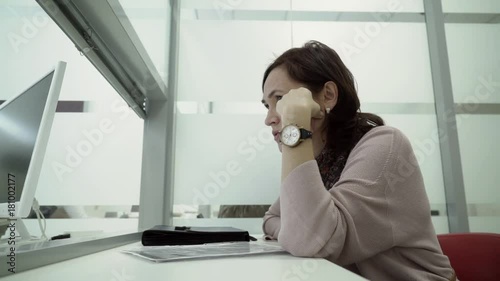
[263,126,456,281]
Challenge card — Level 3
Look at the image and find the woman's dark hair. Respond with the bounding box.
[262,40,384,154]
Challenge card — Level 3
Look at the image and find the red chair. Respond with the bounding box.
[437,232,500,281]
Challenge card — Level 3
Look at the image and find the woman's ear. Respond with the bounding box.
[324,81,338,110]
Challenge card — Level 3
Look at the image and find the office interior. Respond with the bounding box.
[0,0,499,275]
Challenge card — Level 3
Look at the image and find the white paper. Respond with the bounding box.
[122,241,286,262]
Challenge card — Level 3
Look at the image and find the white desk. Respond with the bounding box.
[2,242,367,281]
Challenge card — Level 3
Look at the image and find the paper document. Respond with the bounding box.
[123,241,286,262]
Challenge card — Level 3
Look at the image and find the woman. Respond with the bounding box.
[261,41,456,281]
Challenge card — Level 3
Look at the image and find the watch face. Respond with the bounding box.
[281,125,301,146]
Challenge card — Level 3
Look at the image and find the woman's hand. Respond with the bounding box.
[276,87,323,129]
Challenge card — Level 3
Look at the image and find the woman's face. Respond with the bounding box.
[262,67,327,157]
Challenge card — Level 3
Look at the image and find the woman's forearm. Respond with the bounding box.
[281,113,315,181]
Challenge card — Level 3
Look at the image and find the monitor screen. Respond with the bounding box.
[0,62,66,218]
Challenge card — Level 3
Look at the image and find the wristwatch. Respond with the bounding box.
[280,124,313,147]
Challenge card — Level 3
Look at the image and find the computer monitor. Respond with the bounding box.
[0,61,66,219]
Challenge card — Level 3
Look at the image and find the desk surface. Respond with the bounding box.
[2,242,366,281]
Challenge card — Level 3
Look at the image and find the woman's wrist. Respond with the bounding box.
[281,109,311,130]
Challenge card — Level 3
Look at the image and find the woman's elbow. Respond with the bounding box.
[280,241,333,258]
[278,227,343,259]
[278,232,330,258]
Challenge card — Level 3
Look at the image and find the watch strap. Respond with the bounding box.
[299,128,313,140]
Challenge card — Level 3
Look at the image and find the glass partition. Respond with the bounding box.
[444,3,500,232]
[172,0,452,234]
[0,0,163,239]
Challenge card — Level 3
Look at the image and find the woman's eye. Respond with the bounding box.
[276,95,283,101]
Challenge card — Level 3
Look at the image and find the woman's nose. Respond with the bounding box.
[265,109,280,126]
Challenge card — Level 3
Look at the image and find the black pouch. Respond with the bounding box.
[141,225,256,246]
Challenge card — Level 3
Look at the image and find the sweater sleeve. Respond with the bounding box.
[262,197,281,239]
[276,126,423,265]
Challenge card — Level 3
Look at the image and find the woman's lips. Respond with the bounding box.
[273,130,280,143]
[274,133,280,143]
